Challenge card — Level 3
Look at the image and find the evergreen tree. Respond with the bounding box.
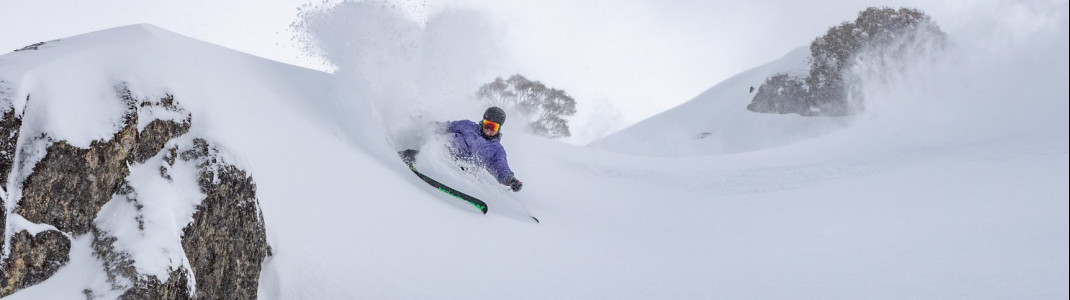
[476,74,577,138]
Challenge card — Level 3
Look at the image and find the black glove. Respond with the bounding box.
[507,176,523,192]
[398,149,419,164]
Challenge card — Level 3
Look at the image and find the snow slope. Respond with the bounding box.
[589,46,855,156]
[3,5,1068,299]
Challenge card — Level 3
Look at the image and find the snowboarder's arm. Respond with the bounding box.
[486,151,515,186]
[493,153,522,192]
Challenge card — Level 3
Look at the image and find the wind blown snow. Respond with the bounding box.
[292,1,504,152]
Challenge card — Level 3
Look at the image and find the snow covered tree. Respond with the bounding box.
[747,74,809,114]
[748,7,946,116]
[476,74,577,138]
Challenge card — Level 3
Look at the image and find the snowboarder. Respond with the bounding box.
[437,107,523,192]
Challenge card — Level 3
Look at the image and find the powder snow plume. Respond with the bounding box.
[844,0,1069,150]
[292,1,505,151]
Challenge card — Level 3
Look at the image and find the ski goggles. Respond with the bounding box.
[482,119,501,132]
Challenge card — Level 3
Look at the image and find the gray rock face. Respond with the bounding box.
[0,84,18,186]
[92,222,193,300]
[17,124,140,236]
[177,139,271,299]
[0,81,20,265]
[117,268,192,300]
[1,84,270,298]
[0,230,70,295]
[14,86,181,236]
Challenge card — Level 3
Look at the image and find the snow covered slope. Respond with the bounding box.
[3,10,1068,300]
[590,47,854,156]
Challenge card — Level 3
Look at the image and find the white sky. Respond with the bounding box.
[1,0,988,142]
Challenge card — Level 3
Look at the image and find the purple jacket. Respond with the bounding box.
[443,120,515,185]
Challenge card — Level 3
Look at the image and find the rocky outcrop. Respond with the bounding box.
[13,41,53,52]
[89,138,271,299]
[16,126,139,235]
[0,81,19,261]
[1,84,270,298]
[0,230,70,295]
[88,178,193,300]
[177,139,270,299]
[92,222,192,300]
[0,82,18,185]
[15,87,194,237]
[117,268,192,300]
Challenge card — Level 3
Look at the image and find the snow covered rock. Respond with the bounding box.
[1,85,269,298]
[172,138,269,299]
[0,81,17,186]
[0,80,19,263]
[16,87,152,236]
[0,230,69,296]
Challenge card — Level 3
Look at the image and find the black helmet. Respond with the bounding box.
[483,107,506,126]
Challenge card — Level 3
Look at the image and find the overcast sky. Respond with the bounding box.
[0,0,1023,142]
